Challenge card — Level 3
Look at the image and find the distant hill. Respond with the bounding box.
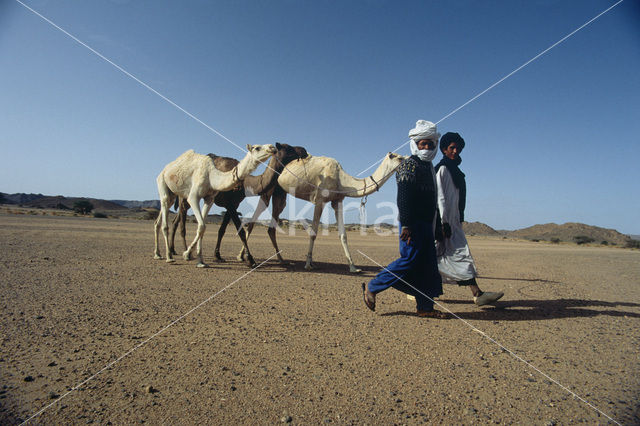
[22,195,127,211]
[1,192,159,211]
[508,222,631,246]
[462,221,502,236]
[1,192,45,204]
[110,200,161,209]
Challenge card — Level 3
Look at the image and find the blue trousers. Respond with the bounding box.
[368,221,443,311]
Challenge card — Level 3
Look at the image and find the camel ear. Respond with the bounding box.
[276,142,282,150]
[388,152,396,159]
[246,144,252,151]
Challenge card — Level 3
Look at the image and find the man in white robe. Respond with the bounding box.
[435,132,504,306]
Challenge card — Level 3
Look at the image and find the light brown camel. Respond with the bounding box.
[154,144,276,267]
[168,143,308,268]
[240,152,405,273]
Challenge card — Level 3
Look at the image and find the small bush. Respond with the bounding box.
[143,210,159,220]
[550,238,561,244]
[93,212,108,218]
[574,235,595,245]
[625,239,640,249]
[73,200,94,215]
[600,240,608,245]
[530,239,540,243]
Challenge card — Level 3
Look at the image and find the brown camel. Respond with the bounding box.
[168,143,308,267]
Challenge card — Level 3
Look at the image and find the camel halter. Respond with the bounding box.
[232,167,240,185]
[359,174,380,223]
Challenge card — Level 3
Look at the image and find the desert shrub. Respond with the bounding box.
[56,203,70,210]
[530,239,540,243]
[93,212,108,218]
[73,200,94,215]
[625,239,640,249]
[550,238,561,244]
[600,240,608,245]
[574,235,594,245]
[143,209,159,220]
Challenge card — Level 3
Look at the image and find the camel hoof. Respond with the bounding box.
[304,263,315,271]
[196,262,208,268]
[154,254,162,260]
[215,257,226,263]
[182,251,191,261]
[236,255,245,262]
[165,258,176,263]
[350,266,363,274]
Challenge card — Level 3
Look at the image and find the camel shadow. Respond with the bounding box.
[280,260,380,276]
[381,298,640,321]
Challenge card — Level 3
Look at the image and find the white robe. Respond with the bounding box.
[435,165,477,283]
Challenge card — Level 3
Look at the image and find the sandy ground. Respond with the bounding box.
[1,214,638,425]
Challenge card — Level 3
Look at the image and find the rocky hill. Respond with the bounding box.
[508,222,631,245]
[110,199,161,209]
[21,195,127,211]
[462,221,502,236]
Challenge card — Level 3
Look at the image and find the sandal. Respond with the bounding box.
[416,309,448,319]
[362,283,375,312]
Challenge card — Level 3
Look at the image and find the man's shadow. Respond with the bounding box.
[381,299,640,321]
[382,298,640,321]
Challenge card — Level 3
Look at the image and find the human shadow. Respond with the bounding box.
[478,275,562,284]
[381,298,640,321]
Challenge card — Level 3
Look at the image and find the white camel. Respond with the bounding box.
[243,152,405,273]
[154,144,276,267]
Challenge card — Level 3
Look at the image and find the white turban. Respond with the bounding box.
[408,120,440,142]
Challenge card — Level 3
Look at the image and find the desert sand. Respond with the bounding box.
[0,214,638,424]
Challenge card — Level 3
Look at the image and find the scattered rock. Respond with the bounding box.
[145,385,157,394]
[280,415,292,423]
[48,361,57,367]
[24,376,34,382]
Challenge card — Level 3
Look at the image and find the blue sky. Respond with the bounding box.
[1,0,639,234]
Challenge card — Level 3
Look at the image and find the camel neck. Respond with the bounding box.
[243,156,282,195]
[339,159,396,198]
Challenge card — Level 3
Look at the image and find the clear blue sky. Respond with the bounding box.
[1,0,639,234]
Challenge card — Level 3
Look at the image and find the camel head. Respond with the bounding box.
[274,142,309,167]
[383,152,406,171]
[245,144,277,164]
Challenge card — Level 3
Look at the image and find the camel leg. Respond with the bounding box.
[332,200,361,273]
[183,195,209,268]
[267,189,287,264]
[169,198,189,255]
[154,214,163,260]
[229,210,256,268]
[156,175,175,263]
[214,211,232,262]
[304,202,325,271]
[237,193,270,261]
